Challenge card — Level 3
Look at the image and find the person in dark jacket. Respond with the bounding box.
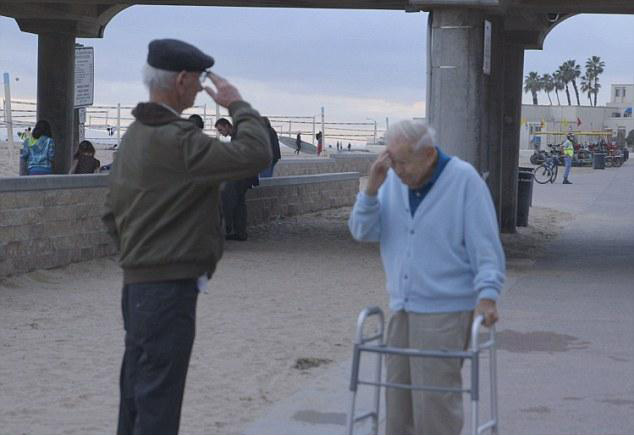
[102,39,271,435]
[70,140,101,174]
[260,117,281,177]
[216,118,259,240]
[296,133,302,155]
[188,114,204,129]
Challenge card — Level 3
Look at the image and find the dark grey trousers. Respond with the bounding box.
[221,180,248,238]
[117,279,198,435]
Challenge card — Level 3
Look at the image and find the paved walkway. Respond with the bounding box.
[245,161,634,435]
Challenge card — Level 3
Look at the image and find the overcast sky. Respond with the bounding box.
[1,7,633,128]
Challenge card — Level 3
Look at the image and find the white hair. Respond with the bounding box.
[142,63,179,91]
[385,120,436,151]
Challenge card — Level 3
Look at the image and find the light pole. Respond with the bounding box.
[367,118,377,145]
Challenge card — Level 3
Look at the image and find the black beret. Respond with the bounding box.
[147,39,214,72]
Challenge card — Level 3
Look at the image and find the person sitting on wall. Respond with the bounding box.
[70,140,101,174]
[21,119,55,175]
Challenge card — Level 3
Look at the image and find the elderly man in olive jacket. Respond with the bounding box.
[102,39,271,435]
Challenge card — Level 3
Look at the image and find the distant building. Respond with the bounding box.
[520,83,634,148]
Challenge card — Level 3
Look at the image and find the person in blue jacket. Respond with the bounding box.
[348,120,505,435]
[21,119,55,175]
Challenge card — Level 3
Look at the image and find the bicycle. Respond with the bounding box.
[533,155,558,184]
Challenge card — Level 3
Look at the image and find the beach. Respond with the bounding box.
[0,198,566,435]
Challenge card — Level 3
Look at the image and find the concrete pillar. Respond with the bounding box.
[37,33,75,174]
[427,11,506,223]
[427,9,486,167]
[500,42,525,233]
[482,17,505,224]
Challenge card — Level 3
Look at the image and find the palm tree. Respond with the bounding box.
[552,70,564,105]
[558,63,573,106]
[524,71,542,105]
[580,75,593,106]
[542,73,555,105]
[563,59,582,106]
[585,56,605,106]
[593,82,602,106]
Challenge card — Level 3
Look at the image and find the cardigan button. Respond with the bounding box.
[409,230,415,235]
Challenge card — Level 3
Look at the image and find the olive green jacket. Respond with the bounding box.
[102,101,271,284]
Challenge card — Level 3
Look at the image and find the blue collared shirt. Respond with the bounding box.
[408,147,452,217]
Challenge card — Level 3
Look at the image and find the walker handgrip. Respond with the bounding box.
[471,315,495,353]
[361,306,383,317]
[355,306,385,346]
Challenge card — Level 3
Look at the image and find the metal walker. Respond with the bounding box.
[347,306,498,435]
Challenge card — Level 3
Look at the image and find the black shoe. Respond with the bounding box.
[563,179,572,184]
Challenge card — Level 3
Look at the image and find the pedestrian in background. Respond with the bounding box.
[102,39,271,435]
[562,133,574,184]
[216,118,260,241]
[20,119,55,175]
[348,120,504,435]
[295,133,302,155]
[316,131,323,155]
[188,114,204,130]
[260,117,281,177]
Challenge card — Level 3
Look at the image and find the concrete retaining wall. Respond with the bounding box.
[0,172,360,278]
[274,153,376,177]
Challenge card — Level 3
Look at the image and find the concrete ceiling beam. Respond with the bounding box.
[16,18,105,37]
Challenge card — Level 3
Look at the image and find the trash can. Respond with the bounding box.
[518,167,534,207]
[517,168,533,227]
[593,152,606,170]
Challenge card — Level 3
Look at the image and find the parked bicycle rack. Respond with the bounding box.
[347,306,498,435]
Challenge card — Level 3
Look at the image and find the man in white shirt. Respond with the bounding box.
[348,120,505,435]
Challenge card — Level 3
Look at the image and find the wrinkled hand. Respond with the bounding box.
[204,71,243,108]
[474,299,499,327]
[365,151,391,196]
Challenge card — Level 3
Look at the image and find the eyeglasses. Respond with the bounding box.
[199,70,212,87]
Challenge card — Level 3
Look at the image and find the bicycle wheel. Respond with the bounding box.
[533,165,552,184]
[550,163,558,183]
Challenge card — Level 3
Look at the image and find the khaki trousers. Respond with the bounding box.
[385,310,472,435]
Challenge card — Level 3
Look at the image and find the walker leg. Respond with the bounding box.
[471,352,480,435]
[490,342,498,434]
[347,390,358,435]
[348,345,362,435]
[371,352,382,435]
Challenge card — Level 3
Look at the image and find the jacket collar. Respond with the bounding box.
[132,102,183,126]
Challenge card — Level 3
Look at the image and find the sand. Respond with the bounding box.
[0,190,566,435]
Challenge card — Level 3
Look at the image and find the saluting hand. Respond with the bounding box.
[365,150,391,196]
[204,71,243,108]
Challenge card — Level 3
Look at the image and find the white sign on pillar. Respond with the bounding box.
[78,107,86,141]
[483,20,492,76]
[74,46,94,108]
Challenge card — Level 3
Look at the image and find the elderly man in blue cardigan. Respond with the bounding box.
[348,120,505,435]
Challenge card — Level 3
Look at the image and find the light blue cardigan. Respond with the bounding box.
[348,157,505,314]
